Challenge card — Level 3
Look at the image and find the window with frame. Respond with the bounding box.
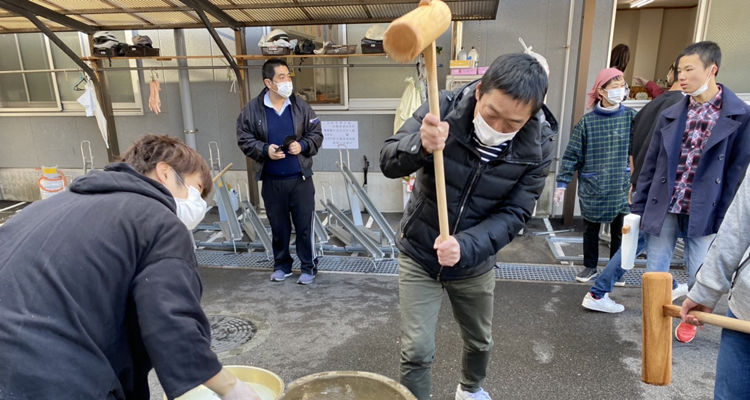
[267,25,347,110]
[0,31,142,115]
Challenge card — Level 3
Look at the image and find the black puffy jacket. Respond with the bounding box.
[380,82,558,280]
[237,88,324,181]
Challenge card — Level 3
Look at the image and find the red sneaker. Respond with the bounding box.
[675,321,698,343]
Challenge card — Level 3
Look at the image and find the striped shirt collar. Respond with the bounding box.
[472,134,509,163]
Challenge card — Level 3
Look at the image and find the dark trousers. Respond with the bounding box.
[261,177,316,275]
[583,213,625,270]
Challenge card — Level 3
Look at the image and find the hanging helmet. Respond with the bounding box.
[364,25,386,42]
[93,31,119,49]
[267,29,289,43]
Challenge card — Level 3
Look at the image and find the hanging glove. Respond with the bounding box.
[554,188,566,206]
[148,79,161,114]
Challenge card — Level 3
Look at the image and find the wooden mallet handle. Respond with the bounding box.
[663,305,750,335]
[212,163,233,184]
[423,44,450,241]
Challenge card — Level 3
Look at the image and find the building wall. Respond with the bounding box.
[631,8,664,83]
[655,7,697,79]
[612,6,698,85]
[612,9,641,84]
[0,0,592,217]
[704,0,750,93]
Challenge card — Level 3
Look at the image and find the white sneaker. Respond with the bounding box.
[455,385,492,400]
[672,283,689,301]
[582,292,625,313]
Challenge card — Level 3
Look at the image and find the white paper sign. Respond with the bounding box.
[322,121,359,149]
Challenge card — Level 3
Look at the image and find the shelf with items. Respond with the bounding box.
[82,53,389,62]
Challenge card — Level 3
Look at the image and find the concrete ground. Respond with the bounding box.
[149,267,724,400]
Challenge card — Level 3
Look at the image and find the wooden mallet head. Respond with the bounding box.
[383,0,452,63]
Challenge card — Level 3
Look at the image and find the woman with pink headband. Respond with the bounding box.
[555,67,637,294]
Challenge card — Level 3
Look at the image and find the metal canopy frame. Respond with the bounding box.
[0,0,500,33]
[0,0,499,203]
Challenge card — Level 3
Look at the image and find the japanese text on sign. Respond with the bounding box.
[322,121,359,149]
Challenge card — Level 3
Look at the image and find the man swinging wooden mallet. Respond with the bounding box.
[380,1,557,398]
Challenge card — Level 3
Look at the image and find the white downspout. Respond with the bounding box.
[552,0,577,217]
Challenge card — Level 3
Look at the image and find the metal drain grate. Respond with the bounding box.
[493,263,689,285]
[198,250,689,285]
[207,315,256,353]
[197,251,400,275]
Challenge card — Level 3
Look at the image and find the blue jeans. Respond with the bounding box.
[590,233,647,298]
[645,213,715,288]
[714,309,750,400]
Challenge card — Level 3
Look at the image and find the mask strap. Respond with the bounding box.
[170,166,188,189]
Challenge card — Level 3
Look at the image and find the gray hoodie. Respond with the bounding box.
[688,167,750,321]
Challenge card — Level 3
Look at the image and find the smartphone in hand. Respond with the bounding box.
[276,135,297,152]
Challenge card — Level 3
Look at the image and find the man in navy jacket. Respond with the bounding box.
[632,41,750,343]
[237,59,324,285]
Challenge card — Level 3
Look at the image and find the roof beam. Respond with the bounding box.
[0,0,98,34]
[178,0,241,30]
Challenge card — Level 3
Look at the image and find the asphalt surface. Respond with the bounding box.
[149,267,724,400]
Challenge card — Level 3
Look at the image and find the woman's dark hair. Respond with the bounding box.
[610,44,630,72]
[120,134,213,198]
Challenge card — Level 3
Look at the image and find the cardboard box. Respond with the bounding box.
[450,60,474,68]
[450,68,478,75]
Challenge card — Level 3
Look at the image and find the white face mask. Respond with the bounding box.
[473,112,518,147]
[606,87,626,105]
[689,66,715,97]
[273,81,293,98]
[172,168,208,230]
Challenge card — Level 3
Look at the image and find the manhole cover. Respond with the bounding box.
[208,315,257,353]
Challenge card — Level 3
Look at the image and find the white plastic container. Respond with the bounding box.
[467,46,479,67]
[38,166,67,200]
[457,47,467,60]
[621,213,641,270]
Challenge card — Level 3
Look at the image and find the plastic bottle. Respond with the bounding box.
[457,47,467,61]
[467,46,479,67]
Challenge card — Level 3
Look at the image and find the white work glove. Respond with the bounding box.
[219,380,261,400]
[554,188,565,206]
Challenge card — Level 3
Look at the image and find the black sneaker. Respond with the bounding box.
[615,275,626,287]
[575,267,599,283]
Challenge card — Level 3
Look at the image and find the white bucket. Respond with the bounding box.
[38,166,67,200]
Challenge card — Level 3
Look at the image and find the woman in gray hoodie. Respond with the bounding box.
[680,168,750,400]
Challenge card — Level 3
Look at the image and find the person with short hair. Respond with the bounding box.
[0,134,261,400]
[237,58,324,285]
[633,41,750,343]
[634,62,677,99]
[381,53,557,400]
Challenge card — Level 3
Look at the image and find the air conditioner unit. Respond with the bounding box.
[445,75,482,91]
